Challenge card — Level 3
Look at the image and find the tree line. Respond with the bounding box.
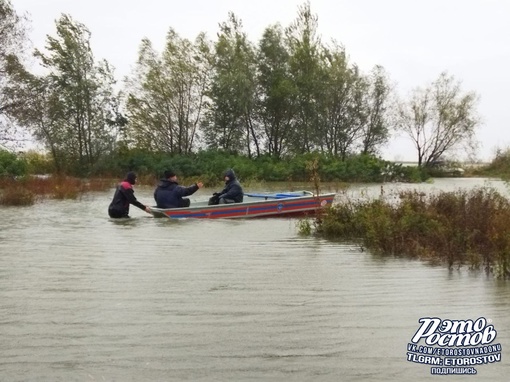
[0,0,480,176]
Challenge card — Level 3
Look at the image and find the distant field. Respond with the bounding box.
[395,161,489,168]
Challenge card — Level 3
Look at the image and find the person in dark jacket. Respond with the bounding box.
[108,171,151,218]
[154,170,204,208]
[209,169,243,205]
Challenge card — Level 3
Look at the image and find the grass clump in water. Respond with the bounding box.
[309,187,510,278]
[0,176,114,205]
[0,184,36,206]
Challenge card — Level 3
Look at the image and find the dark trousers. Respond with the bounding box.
[179,198,191,208]
[108,208,129,218]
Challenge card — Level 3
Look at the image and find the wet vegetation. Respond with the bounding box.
[303,187,510,279]
[471,148,510,180]
[0,148,429,206]
[0,176,113,206]
[0,147,342,208]
[1,148,427,183]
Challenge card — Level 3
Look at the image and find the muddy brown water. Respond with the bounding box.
[1,178,509,381]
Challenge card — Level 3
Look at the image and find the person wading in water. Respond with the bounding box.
[108,171,151,218]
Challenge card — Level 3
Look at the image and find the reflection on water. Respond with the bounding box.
[0,178,509,381]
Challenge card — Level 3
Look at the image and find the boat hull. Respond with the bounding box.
[149,191,336,219]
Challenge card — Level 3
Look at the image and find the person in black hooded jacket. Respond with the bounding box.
[108,171,151,218]
[154,170,204,208]
[210,169,243,205]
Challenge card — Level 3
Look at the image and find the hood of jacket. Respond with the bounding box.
[224,169,236,182]
[125,171,137,185]
[157,178,178,189]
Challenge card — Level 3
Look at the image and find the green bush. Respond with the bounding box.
[19,151,55,174]
[472,147,510,179]
[0,150,28,177]
[20,147,427,184]
[313,187,510,278]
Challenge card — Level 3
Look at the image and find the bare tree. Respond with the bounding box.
[395,72,479,167]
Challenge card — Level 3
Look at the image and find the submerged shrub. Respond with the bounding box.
[0,182,35,206]
[313,187,510,278]
[297,219,313,236]
[0,175,113,204]
[86,178,116,192]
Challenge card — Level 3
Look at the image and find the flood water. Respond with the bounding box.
[1,178,509,381]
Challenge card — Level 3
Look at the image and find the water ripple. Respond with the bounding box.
[0,183,509,381]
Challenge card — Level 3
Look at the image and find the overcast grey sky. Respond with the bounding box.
[11,0,510,162]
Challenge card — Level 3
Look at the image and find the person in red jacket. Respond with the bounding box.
[108,171,151,218]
